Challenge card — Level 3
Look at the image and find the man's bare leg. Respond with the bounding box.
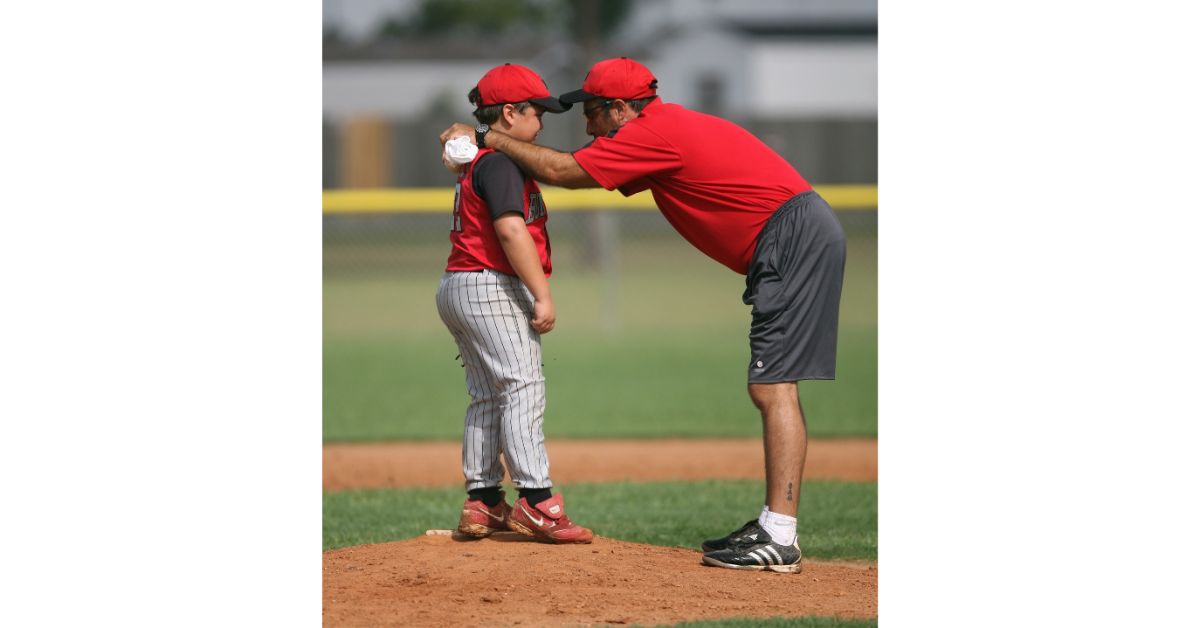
[749,382,807,517]
[698,382,808,570]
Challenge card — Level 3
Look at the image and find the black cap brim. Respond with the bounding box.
[557,89,596,105]
[530,96,569,113]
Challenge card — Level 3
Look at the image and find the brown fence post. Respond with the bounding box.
[339,115,393,188]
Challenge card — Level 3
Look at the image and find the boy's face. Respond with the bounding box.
[506,103,546,142]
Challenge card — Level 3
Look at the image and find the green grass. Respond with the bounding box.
[322,232,876,338]
[323,329,875,440]
[644,618,877,628]
[324,230,876,441]
[323,479,876,560]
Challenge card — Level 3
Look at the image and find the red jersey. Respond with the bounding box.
[445,148,552,276]
[572,99,811,274]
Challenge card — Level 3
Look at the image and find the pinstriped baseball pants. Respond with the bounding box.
[435,270,552,491]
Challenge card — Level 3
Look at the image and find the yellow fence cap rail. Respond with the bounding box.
[323,185,876,214]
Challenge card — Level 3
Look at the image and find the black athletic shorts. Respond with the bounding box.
[743,191,847,383]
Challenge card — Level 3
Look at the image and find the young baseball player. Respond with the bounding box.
[435,63,593,544]
[440,57,848,571]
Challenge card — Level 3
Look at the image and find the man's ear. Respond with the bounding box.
[613,99,633,121]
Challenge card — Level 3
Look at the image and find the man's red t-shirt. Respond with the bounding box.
[572,99,811,275]
[446,148,552,276]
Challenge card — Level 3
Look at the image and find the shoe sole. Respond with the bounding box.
[507,519,593,544]
[457,522,503,537]
[701,541,762,553]
[701,555,802,573]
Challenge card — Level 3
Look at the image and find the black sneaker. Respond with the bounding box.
[702,538,803,573]
[700,520,770,552]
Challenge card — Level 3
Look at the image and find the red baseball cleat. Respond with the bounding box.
[456,491,512,538]
[507,493,593,544]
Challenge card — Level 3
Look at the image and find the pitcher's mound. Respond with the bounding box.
[324,534,876,627]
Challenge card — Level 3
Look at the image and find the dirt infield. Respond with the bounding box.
[323,437,877,490]
[324,534,877,627]
[323,438,877,626]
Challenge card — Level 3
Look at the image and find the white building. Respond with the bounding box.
[323,0,876,121]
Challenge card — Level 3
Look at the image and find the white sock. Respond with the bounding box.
[758,507,797,546]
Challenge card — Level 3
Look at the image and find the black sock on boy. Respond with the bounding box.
[467,486,503,508]
[518,488,552,508]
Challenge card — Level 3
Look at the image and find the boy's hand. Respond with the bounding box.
[531,298,556,334]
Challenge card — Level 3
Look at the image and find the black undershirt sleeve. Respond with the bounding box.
[472,153,526,220]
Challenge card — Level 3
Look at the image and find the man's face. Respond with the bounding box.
[582,98,624,138]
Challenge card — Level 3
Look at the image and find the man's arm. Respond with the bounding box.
[439,122,599,189]
[485,131,598,189]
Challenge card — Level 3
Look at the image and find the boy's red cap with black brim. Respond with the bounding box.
[559,57,658,104]
[474,63,569,113]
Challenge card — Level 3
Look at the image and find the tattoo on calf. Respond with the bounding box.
[787,481,793,501]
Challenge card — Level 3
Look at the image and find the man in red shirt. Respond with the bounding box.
[440,57,846,572]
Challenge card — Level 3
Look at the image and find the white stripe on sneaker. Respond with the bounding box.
[748,550,766,566]
[764,545,784,564]
[751,549,771,565]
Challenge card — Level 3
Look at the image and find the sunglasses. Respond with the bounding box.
[582,99,614,119]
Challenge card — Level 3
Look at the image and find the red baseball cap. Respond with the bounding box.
[472,63,567,113]
[558,57,659,104]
